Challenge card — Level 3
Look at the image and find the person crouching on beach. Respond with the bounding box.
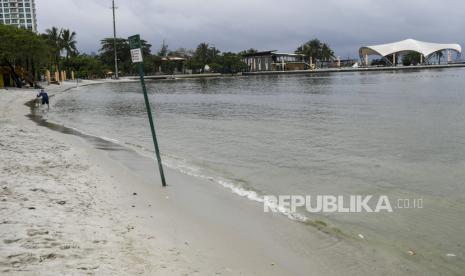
[37,89,49,109]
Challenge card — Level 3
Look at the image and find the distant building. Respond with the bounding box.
[0,0,37,32]
[242,51,307,72]
[159,56,186,74]
[359,39,462,66]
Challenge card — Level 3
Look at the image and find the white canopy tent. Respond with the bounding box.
[359,39,462,65]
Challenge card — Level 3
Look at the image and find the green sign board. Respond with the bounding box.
[128,34,141,50]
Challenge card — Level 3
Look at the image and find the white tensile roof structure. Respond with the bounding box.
[359,39,462,63]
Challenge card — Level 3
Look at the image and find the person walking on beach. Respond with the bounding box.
[37,89,49,109]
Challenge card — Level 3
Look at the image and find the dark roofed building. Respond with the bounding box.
[242,51,307,72]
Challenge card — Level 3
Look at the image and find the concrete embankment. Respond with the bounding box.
[129,64,465,80]
[129,73,222,80]
[242,63,465,76]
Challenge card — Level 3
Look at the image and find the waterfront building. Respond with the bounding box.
[0,0,37,32]
[159,56,186,74]
[359,39,462,66]
[242,51,307,72]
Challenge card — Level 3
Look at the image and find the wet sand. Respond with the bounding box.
[0,81,445,275]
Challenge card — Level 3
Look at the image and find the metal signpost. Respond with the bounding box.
[112,0,119,79]
[128,34,167,187]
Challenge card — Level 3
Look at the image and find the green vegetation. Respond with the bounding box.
[185,42,217,72]
[98,38,152,75]
[0,24,49,86]
[210,52,248,74]
[65,54,104,79]
[42,27,63,65]
[145,45,192,74]
[402,52,422,66]
[182,42,246,74]
[295,39,335,62]
[60,29,78,59]
[371,58,387,66]
[238,48,258,56]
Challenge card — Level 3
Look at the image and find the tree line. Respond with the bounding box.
[1,24,50,86]
[97,39,248,76]
[0,24,80,86]
[94,37,336,76]
[0,24,249,82]
[1,24,338,83]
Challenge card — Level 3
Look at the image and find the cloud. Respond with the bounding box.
[36,0,465,58]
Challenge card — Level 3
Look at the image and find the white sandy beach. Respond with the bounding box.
[0,81,436,275]
[0,83,161,274]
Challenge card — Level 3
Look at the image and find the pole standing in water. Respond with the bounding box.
[128,34,167,187]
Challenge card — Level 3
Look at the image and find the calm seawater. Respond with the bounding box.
[50,69,465,273]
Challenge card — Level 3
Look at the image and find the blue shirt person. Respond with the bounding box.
[37,89,49,108]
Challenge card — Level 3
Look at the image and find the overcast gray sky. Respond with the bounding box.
[37,0,464,58]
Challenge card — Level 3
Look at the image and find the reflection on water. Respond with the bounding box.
[47,69,465,274]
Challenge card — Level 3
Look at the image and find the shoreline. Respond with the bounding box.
[242,63,465,76]
[0,81,445,275]
[104,63,465,81]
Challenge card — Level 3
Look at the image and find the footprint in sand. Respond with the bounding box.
[30,188,47,193]
[0,186,12,196]
[92,240,107,244]
[77,264,100,270]
[27,229,49,237]
[3,238,21,244]
[39,253,61,262]
[4,253,38,267]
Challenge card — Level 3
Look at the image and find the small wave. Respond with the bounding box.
[99,136,119,143]
[66,126,94,137]
[65,126,120,143]
[161,157,310,223]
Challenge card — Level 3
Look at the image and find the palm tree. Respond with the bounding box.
[296,39,336,66]
[60,29,78,59]
[43,27,78,80]
[44,26,62,63]
[195,42,212,65]
[239,48,258,56]
[321,43,335,61]
[308,39,322,58]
